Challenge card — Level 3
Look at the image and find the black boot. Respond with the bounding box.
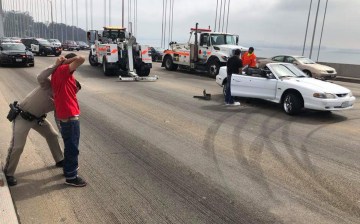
[55,160,64,168]
[6,176,17,186]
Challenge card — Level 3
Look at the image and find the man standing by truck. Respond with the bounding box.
[225,49,243,106]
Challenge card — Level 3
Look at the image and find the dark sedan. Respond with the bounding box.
[0,43,34,67]
[76,41,90,50]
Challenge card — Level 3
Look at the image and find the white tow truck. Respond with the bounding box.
[87,26,157,81]
[162,23,247,77]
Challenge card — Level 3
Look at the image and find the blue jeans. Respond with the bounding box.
[225,75,234,104]
[60,120,80,179]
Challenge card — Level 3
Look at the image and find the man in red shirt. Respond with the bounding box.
[241,47,257,68]
[51,53,86,187]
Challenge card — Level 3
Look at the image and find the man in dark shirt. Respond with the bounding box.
[225,49,243,106]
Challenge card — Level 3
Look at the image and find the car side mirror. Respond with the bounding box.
[266,73,275,79]
[292,61,298,65]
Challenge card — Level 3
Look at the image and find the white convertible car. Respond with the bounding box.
[216,63,356,115]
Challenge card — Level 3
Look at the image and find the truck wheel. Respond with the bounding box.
[136,64,150,77]
[207,59,220,78]
[283,93,303,115]
[89,52,98,66]
[164,56,178,71]
[103,58,116,76]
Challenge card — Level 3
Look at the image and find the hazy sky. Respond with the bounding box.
[3,0,359,63]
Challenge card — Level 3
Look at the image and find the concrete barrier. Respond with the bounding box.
[318,62,360,79]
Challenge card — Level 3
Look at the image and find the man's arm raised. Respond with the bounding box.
[69,56,85,73]
[37,56,65,87]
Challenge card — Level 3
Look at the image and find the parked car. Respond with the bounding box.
[149,47,164,62]
[0,37,12,43]
[0,42,34,67]
[216,63,355,115]
[258,55,337,80]
[62,40,80,51]
[76,41,90,50]
[9,37,22,43]
[48,39,62,48]
[21,38,62,56]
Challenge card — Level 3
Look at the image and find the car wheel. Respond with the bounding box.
[207,59,220,78]
[303,70,312,77]
[164,56,178,71]
[283,93,303,115]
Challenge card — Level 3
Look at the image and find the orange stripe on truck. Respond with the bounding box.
[141,49,148,55]
[164,50,190,56]
[111,49,118,54]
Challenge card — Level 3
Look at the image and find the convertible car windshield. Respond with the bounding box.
[269,64,307,78]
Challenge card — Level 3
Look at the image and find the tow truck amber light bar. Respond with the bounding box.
[190,28,212,32]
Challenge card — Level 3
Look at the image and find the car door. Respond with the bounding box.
[231,74,254,97]
[198,33,210,61]
[231,72,277,99]
[31,40,40,53]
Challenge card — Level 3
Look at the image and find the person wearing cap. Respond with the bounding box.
[4,57,73,186]
[225,49,243,106]
[242,47,257,68]
[51,53,86,187]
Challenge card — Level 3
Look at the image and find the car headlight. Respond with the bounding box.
[313,93,336,99]
[348,92,353,97]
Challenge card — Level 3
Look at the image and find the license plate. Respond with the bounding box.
[341,101,350,108]
[16,59,22,62]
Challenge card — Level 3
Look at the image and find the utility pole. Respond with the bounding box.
[90,0,93,29]
[302,0,313,56]
[309,0,320,59]
[122,0,124,28]
[104,0,106,26]
[65,0,67,40]
[317,0,328,62]
[61,0,63,42]
[109,0,111,26]
[76,0,78,40]
[50,0,54,38]
[0,0,4,37]
[71,0,74,40]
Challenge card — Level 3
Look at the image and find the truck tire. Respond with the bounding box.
[89,52,98,66]
[136,64,151,77]
[207,58,220,78]
[103,58,116,76]
[282,92,303,115]
[164,56,178,71]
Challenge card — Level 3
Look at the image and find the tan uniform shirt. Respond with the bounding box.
[19,64,57,117]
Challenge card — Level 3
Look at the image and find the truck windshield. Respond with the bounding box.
[102,30,125,40]
[210,34,236,45]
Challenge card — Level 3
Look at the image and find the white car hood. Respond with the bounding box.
[216,44,248,51]
[283,78,350,94]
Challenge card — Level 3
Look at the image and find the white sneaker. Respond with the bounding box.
[231,102,241,106]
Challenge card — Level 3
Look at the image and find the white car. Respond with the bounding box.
[216,63,356,115]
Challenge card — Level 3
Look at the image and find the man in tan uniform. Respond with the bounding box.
[4,57,71,186]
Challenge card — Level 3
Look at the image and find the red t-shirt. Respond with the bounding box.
[51,64,80,119]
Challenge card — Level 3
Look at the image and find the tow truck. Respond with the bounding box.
[87,26,157,81]
[162,23,247,77]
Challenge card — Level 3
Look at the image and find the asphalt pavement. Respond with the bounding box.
[1,51,360,224]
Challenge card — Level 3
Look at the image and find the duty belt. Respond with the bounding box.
[19,109,46,126]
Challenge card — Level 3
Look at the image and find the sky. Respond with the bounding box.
[3,0,360,64]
